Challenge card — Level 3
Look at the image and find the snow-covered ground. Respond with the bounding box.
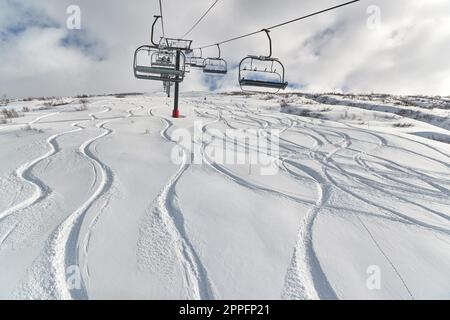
[0,92,449,300]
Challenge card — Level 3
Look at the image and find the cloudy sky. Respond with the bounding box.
[1,0,449,98]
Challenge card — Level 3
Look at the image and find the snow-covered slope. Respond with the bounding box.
[0,92,449,300]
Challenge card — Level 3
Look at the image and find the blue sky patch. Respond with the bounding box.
[60,30,107,62]
[2,0,60,40]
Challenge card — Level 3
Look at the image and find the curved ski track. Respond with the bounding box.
[192,98,449,300]
[3,96,449,300]
[46,105,143,300]
[146,105,217,300]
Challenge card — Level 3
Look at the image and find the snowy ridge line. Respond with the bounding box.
[147,106,217,300]
[0,111,60,132]
[311,94,450,134]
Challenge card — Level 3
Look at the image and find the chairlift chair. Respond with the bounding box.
[189,57,206,69]
[203,44,228,75]
[187,48,206,69]
[159,37,193,51]
[133,16,189,83]
[239,30,288,93]
[134,45,186,83]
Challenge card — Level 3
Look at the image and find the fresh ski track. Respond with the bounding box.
[146,106,217,300]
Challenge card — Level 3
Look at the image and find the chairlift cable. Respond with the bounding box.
[158,0,166,38]
[194,0,360,50]
[181,0,221,39]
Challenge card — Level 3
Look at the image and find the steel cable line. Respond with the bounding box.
[158,0,166,38]
[181,0,221,39]
[194,0,361,50]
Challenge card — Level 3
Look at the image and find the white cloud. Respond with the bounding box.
[0,0,449,98]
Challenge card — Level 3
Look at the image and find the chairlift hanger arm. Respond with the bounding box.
[217,44,221,59]
[263,29,272,59]
[193,0,361,50]
[151,15,162,47]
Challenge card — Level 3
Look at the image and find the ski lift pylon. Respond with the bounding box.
[239,29,288,92]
